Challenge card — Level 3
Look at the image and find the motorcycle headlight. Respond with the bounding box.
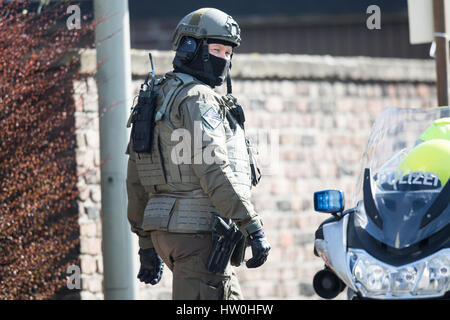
[351,253,389,295]
[348,249,450,298]
[390,264,422,296]
[415,255,450,295]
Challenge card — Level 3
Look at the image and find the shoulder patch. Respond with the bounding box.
[202,106,223,130]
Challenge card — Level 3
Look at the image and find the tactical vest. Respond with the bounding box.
[129,72,256,233]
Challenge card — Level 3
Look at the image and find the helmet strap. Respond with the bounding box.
[226,69,232,94]
[201,39,214,76]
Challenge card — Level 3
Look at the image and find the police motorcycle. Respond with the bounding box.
[312,106,450,300]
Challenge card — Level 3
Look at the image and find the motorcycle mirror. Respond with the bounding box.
[314,190,344,214]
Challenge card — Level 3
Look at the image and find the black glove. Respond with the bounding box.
[246,229,271,268]
[137,248,164,285]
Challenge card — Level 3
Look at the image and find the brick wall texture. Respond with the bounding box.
[74,51,437,300]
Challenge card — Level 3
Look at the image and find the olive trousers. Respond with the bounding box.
[151,230,243,300]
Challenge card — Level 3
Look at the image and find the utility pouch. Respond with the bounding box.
[130,53,159,154]
[206,216,243,274]
[230,235,247,267]
[223,94,245,130]
[130,87,157,153]
[229,102,245,129]
[246,138,262,186]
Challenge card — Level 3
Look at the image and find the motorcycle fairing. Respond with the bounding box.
[358,168,450,249]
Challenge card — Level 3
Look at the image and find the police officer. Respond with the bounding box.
[126,8,270,300]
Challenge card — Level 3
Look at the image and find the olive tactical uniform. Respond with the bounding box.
[126,8,269,300]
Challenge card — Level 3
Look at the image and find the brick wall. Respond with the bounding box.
[75,50,437,299]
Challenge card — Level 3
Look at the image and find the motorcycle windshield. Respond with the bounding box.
[353,107,450,249]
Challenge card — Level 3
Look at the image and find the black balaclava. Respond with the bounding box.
[173,38,233,88]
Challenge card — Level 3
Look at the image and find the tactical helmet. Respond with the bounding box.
[172,8,241,50]
[397,139,450,187]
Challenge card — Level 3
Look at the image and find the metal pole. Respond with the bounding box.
[433,0,449,106]
[93,0,136,299]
